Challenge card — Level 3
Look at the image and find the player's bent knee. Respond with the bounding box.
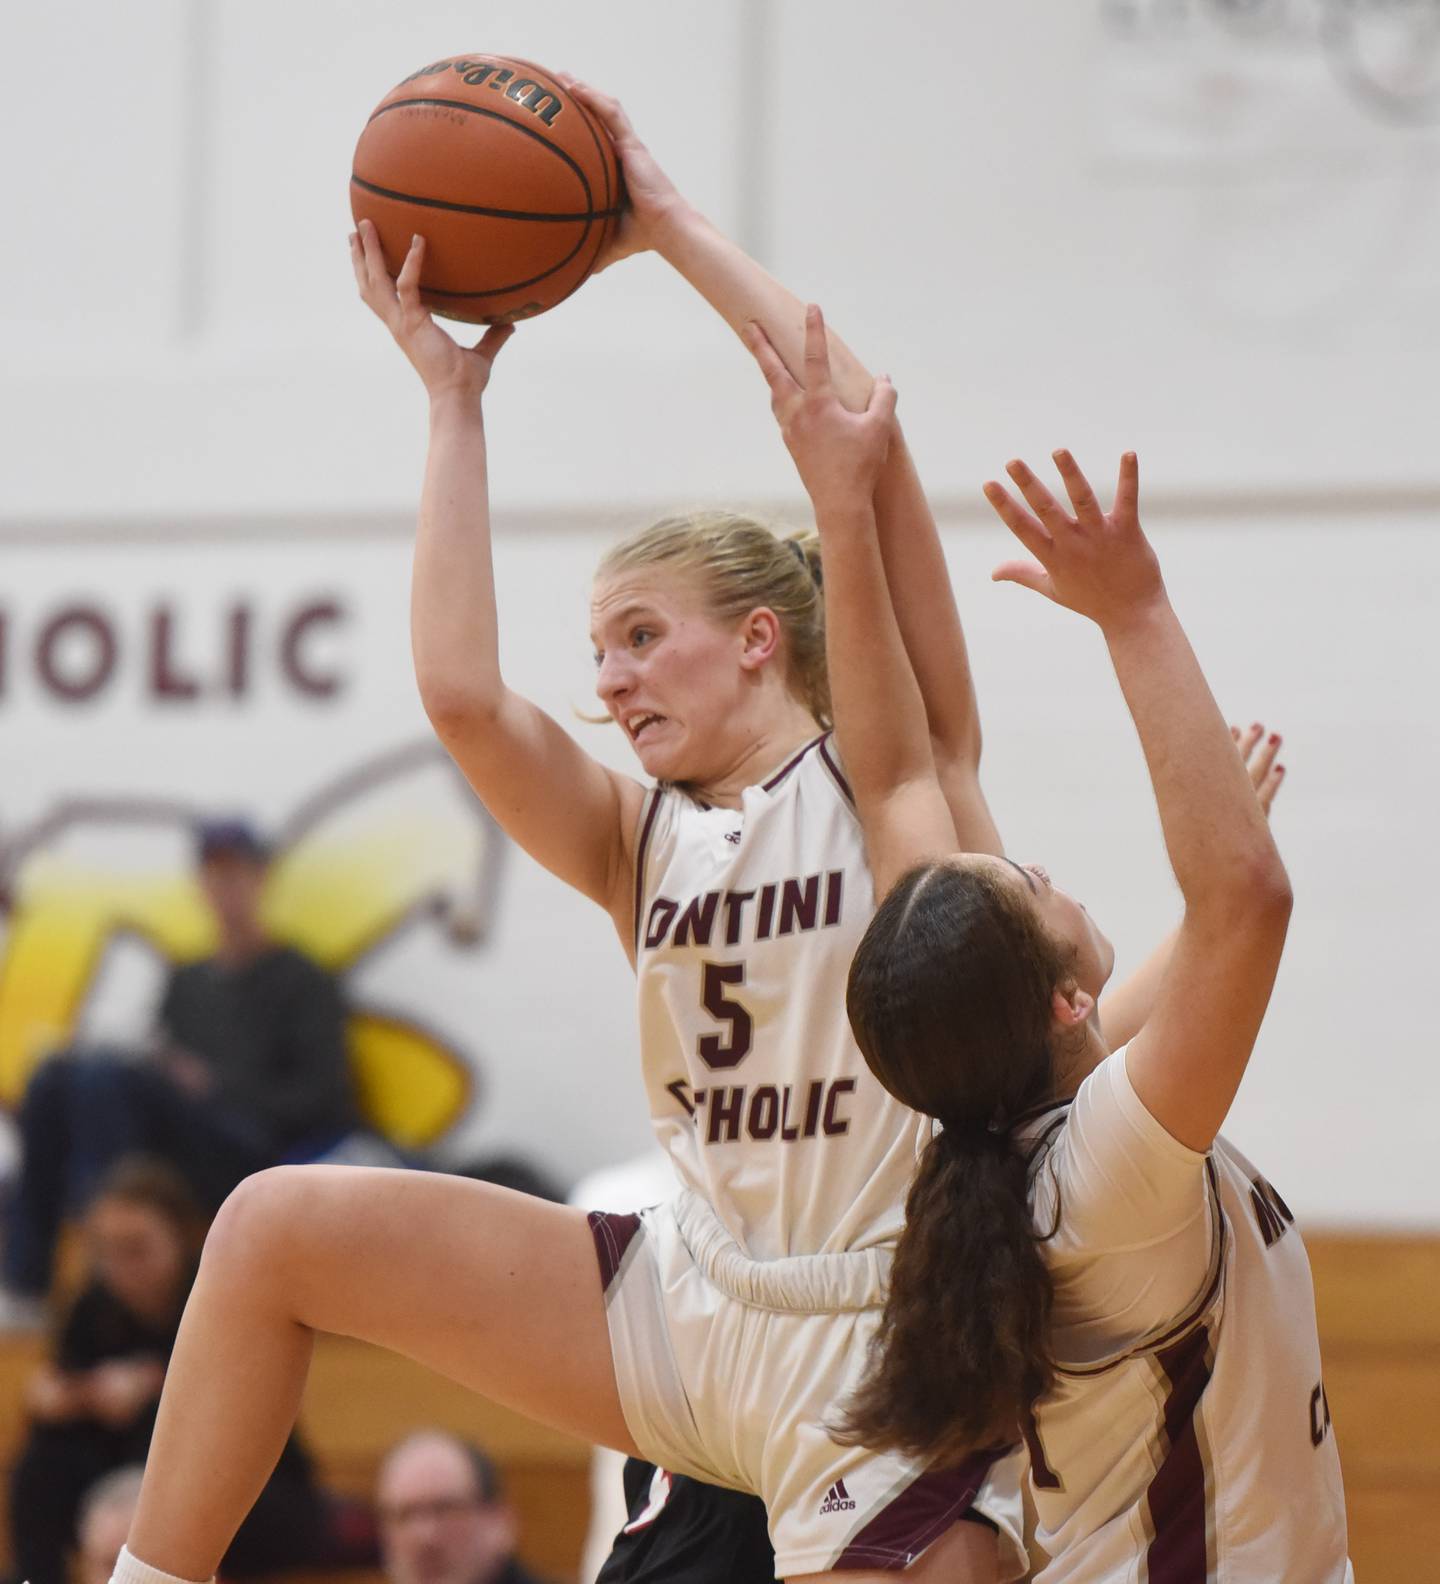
[200,1165,316,1296]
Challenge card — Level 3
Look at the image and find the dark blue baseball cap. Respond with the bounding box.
[194,817,271,864]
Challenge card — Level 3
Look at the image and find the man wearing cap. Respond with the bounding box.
[0,818,359,1318]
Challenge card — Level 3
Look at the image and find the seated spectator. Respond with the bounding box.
[7,1158,330,1584]
[378,1431,549,1584]
[75,1466,145,1584]
[2,817,361,1307]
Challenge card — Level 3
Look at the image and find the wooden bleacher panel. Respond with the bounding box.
[0,1232,1435,1582]
[0,1331,50,1576]
[1308,1233,1440,1583]
[299,1338,591,1577]
[0,1331,589,1581]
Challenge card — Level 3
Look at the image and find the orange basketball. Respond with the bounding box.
[350,55,623,324]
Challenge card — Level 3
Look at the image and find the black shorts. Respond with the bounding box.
[594,1458,775,1584]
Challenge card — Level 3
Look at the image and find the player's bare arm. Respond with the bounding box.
[1100,721,1286,1048]
[873,434,1003,854]
[986,450,1292,1151]
[351,221,646,935]
[563,79,999,850]
[746,307,957,895]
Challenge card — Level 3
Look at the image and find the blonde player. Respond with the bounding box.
[745,309,1350,1581]
[112,93,1022,1584]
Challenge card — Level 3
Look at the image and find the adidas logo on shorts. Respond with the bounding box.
[819,1477,857,1514]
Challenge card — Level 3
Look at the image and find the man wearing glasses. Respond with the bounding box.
[376,1431,550,1584]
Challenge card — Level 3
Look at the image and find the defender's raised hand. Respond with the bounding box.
[985,450,1164,630]
[350,219,513,401]
[744,305,897,511]
[1234,722,1287,816]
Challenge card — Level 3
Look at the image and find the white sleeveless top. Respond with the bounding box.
[1020,1049,1351,1583]
[632,734,930,1262]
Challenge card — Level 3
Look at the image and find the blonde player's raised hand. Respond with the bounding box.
[555,78,687,272]
[1233,721,1287,815]
[744,305,897,511]
[350,219,514,401]
[985,450,1164,631]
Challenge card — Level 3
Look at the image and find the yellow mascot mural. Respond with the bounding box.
[0,741,505,1149]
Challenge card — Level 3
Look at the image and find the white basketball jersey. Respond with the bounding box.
[1021,1053,1351,1583]
[633,734,929,1261]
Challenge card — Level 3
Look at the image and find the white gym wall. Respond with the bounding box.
[1,1,1435,1224]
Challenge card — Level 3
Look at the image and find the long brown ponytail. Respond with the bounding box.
[839,862,1070,1463]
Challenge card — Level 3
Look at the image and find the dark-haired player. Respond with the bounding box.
[746,304,1349,1581]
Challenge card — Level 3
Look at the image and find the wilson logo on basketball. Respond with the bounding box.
[819,1478,857,1515]
[397,58,564,125]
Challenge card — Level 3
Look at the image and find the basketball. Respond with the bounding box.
[350,55,623,324]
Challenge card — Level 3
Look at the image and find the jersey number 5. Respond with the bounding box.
[698,962,754,1070]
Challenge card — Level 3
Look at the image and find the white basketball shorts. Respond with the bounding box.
[588,1191,1027,1579]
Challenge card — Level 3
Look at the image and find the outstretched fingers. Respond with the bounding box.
[358,219,395,293]
[1231,722,1286,815]
[1005,458,1072,537]
[983,478,1054,563]
[1256,758,1286,814]
[1052,448,1104,527]
[1248,729,1281,787]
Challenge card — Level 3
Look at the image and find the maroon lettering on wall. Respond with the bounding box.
[150,605,201,701]
[226,604,252,698]
[281,601,345,698]
[1,594,353,707]
[37,606,117,702]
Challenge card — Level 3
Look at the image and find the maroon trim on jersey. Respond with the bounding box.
[831,1448,1007,1571]
[817,733,856,806]
[1054,1160,1226,1379]
[1143,1322,1215,1583]
[632,788,663,954]
[761,734,825,793]
[588,1209,644,1294]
